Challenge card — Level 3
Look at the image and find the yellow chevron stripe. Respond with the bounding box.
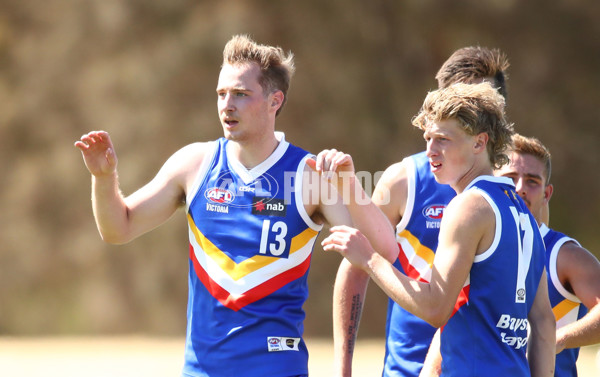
[552,298,579,321]
[188,214,318,281]
[398,229,435,267]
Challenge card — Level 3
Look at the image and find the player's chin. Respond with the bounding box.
[431,171,447,184]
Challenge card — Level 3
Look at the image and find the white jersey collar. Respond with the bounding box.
[226,131,289,184]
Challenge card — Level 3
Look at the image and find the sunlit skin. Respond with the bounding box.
[424,119,490,193]
[216,62,283,167]
[495,152,553,223]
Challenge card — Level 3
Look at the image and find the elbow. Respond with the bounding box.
[425,313,450,329]
[421,305,453,328]
[98,230,131,245]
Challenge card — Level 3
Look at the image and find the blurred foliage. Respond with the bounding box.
[0,0,598,338]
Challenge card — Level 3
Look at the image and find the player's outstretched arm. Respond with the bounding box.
[323,191,484,328]
[309,150,398,260]
[75,131,207,244]
[75,131,131,243]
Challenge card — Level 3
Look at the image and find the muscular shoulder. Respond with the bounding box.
[443,190,495,254]
[160,141,216,187]
[377,161,410,192]
[557,241,600,287]
[446,190,493,224]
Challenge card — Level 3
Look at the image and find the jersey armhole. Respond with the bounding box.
[186,141,218,211]
[549,237,581,303]
[473,189,502,263]
[396,156,416,233]
[295,155,324,232]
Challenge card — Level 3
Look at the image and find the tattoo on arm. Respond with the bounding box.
[346,293,363,355]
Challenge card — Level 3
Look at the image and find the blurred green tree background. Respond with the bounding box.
[0,0,598,338]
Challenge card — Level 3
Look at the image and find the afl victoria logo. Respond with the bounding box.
[422,204,446,220]
[205,188,234,204]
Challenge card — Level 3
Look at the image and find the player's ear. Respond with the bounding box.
[473,132,489,153]
[270,90,284,112]
[543,183,554,203]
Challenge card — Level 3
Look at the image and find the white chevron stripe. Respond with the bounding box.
[189,228,316,295]
[397,237,433,282]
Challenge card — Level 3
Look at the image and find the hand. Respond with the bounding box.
[306,149,356,190]
[322,225,375,270]
[74,131,118,177]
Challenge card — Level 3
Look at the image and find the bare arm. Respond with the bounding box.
[332,259,369,376]
[331,161,410,376]
[323,191,489,328]
[309,152,402,376]
[527,270,556,377]
[309,150,398,257]
[419,329,442,377]
[75,131,208,244]
[555,242,600,352]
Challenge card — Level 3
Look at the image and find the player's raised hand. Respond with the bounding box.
[74,131,118,177]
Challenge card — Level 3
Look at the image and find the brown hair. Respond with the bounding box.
[412,82,514,168]
[222,35,295,116]
[436,46,510,99]
[511,133,552,184]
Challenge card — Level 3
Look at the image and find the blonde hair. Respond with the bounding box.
[412,82,514,168]
[436,46,510,98]
[511,133,552,184]
[222,35,295,116]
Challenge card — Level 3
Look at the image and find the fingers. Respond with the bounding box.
[314,149,353,174]
[315,149,337,172]
[321,232,346,252]
[74,131,111,150]
[321,225,358,249]
[305,157,317,171]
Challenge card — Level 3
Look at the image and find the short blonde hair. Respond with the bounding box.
[222,35,295,116]
[511,133,552,184]
[412,82,514,168]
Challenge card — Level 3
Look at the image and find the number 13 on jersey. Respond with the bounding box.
[259,220,290,258]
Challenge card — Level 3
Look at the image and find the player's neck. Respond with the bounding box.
[228,133,279,169]
[453,163,494,194]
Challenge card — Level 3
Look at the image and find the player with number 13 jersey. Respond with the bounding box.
[184,132,322,376]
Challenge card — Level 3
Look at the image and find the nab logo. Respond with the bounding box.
[205,188,234,204]
[252,197,287,217]
[422,205,446,220]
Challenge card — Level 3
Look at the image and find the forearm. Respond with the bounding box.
[344,176,397,260]
[528,277,556,377]
[333,260,369,377]
[91,172,131,244]
[419,329,442,377]
[366,253,448,328]
[556,304,600,351]
[528,316,556,377]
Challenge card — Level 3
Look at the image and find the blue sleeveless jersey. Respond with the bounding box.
[440,176,546,377]
[540,224,587,377]
[183,133,322,377]
[383,151,456,377]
